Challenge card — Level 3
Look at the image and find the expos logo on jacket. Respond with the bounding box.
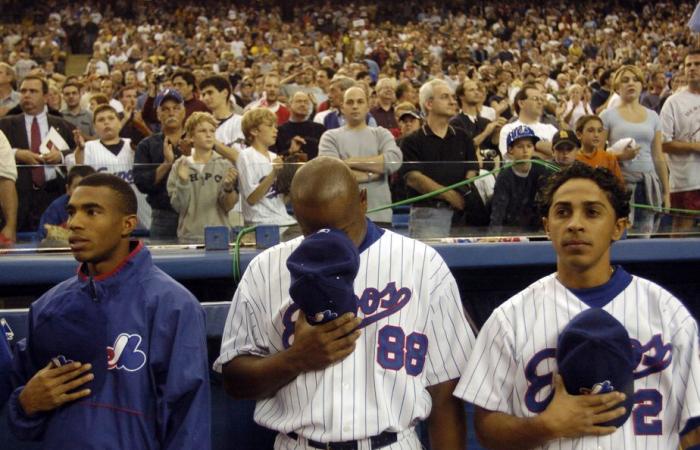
[107,333,147,372]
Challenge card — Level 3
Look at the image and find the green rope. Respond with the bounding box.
[232,222,298,281]
[232,225,258,281]
[232,158,700,281]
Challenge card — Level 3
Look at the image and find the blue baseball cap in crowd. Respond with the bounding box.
[31,295,109,392]
[154,88,184,108]
[287,228,360,325]
[506,125,540,148]
[556,308,636,428]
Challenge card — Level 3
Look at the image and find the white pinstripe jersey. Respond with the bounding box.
[83,139,152,229]
[454,271,700,450]
[215,225,475,444]
[215,113,245,151]
[215,114,244,214]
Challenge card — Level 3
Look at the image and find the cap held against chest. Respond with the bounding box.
[556,307,637,428]
[287,228,360,325]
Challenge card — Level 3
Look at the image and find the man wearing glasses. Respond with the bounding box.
[498,82,559,159]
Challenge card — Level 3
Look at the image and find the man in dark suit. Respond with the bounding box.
[0,76,76,233]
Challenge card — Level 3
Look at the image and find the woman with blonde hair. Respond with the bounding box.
[600,65,670,234]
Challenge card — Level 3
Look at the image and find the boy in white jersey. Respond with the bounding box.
[215,157,475,450]
[454,162,700,449]
[236,108,295,226]
[72,104,152,229]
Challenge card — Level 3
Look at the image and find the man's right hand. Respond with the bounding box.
[442,190,465,211]
[147,73,158,97]
[163,139,176,164]
[490,117,508,131]
[537,374,626,440]
[15,150,44,166]
[18,361,94,416]
[73,129,86,151]
[288,313,362,372]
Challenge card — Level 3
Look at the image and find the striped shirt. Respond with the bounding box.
[215,225,475,443]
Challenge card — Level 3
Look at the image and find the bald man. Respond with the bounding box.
[274,91,326,159]
[318,87,403,226]
[215,157,475,450]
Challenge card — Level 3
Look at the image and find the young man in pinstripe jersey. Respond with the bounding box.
[455,163,700,449]
[215,156,475,450]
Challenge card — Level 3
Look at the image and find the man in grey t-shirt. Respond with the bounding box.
[318,87,402,225]
[661,49,700,232]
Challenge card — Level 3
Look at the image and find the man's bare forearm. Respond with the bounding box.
[214,141,239,163]
[405,171,457,202]
[345,154,385,172]
[662,141,700,155]
[0,179,17,236]
[427,380,465,450]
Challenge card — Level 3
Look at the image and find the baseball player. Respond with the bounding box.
[71,104,152,229]
[454,162,700,449]
[215,156,475,449]
[7,173,210,448]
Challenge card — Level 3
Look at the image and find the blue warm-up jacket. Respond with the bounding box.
[7,242,211,449]
[0,326,12,406]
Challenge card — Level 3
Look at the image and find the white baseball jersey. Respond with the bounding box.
[215,224,475,449]
[215,113,245,151]
[83,139,152,229]
[216,113,245,216]
[236,146,294,226]
[454,269,700,449]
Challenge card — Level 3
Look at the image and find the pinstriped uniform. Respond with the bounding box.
[454,272,700,449]
[214,227,475,449]
[82,138,152,229]
[215,114,244,215]
[215,113,244,151]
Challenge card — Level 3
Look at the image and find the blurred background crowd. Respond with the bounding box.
[0,0,698,245]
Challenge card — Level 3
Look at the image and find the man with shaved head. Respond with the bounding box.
[216,156,475,450]
[318,87,403,225]
[274,91,326,160]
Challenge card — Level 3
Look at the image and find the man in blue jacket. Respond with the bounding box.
[0,319,12,406]
[7,173,210,449]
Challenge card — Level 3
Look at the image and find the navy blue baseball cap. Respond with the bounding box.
[31,295,109,392]
[557,308,636,428]
[154,88,184,108]
[506,125,540,148]
[287,228,360,325]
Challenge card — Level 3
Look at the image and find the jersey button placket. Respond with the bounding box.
[340,364,354,440]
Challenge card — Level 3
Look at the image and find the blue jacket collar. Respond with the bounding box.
[77,240,151,289]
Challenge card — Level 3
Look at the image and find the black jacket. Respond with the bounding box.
[134,133,176,212]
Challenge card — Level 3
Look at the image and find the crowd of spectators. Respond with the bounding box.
[0,0,698,244]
